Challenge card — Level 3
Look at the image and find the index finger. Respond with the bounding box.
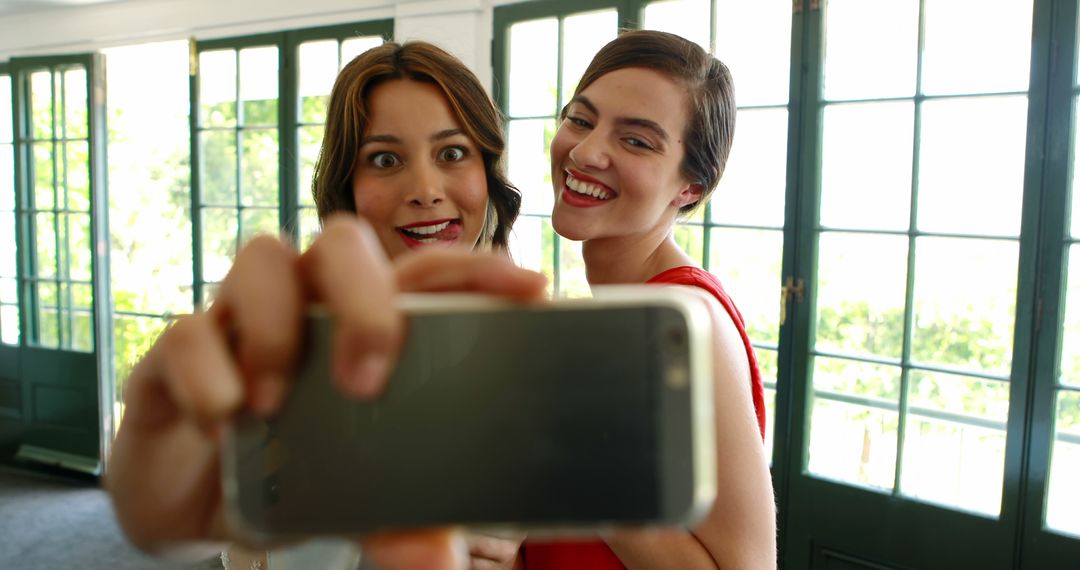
[362,529,467,570]
[298,215,403,399]
[395,249,548,301]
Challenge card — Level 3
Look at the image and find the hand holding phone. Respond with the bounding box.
[222,286,716,542]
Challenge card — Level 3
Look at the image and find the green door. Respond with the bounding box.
[0,53,111,475]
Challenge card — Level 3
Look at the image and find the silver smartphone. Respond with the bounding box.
[222,286,716,542]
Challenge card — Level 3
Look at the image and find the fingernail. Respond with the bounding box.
[451,534,469,570]
[346,353,389,398]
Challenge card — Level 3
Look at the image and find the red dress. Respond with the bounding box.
[522,266,767,569]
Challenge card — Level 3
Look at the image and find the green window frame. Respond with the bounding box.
[13,58,103,352]
[190,20,392,308]
[494,0,794,466]
[1,52,111,472]
[1,64,17,347]
[496,0,1078,568]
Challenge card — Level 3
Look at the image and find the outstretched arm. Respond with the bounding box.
[605,291,777,569]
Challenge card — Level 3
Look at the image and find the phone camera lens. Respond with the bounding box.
[666,326,686,347]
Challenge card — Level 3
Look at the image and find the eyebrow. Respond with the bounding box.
[359,128,467,147]
[568,95,670,142]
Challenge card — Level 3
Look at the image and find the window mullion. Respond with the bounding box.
[234,49,243,262]
[280,34,298,246]
[893,0,930,496]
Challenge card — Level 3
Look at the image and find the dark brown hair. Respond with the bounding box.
[568,29,736,215]
[313,41,520,248]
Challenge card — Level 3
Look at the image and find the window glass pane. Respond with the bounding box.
[715,0,791,106]
[30,70,54,140]
[340,36,383,68]
[1046,390,1080,536]
[713,108,787,227]
[823,0,918,101]
[820,102,913,231]
[816,232,908,359]
[202,207,238,283]
[912,237,1016,375]
[0,76,11,143]
[1,144,12,210]
[299,125,323,207]
[240,47,278,127]
[35,213,56,279]
[917,96,1027,236]
[241,207,278,245]
[62,68,88,140]
[508,119,555,216]
[1072,98,1080,238]
[0,214,13,277]
[105,40,194,319]
[710,228,783,346]
[1,89,17,342]
[908,371,1010,423]
[808,383,899,491]
[70,282,92,310]
[71,311,93,352]
[900,387,1007,516]
[508,18,559,117]
[1061,245,1080,388]
[66,213,92,282]
[673,224,703,264]
[113,314,169,393]
[200,50,237,127]
[298,207,320,252]
[34,142,54,210]
[921,0,1033,96]
[560,10,618,106]
[558,237,589,299]
[200,130,237,206]
[644,0,710,51]
[759,350,778,460]
[0,305,18,345]
[240,129,279,207]
[507,216,550,287]
[65,140,89,212]
[299,40,337,124]
[36,281,58,348]
[814,357,901,401]
[0,279,13,304]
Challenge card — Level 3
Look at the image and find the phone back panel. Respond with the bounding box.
[225,298,708,537]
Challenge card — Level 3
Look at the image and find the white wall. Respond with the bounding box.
[0,0,517,88]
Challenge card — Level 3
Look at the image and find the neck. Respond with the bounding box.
[581,227,695,285]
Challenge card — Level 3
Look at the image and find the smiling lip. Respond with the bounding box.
[560,169,615,208]
[396,218,462,249]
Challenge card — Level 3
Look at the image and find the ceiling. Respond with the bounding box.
[0,0,134,16]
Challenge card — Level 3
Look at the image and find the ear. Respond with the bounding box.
[672,183,704,209]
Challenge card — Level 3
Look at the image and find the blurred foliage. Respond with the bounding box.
[811,300,1059,425]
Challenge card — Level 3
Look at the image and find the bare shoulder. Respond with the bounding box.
[675,285,752,398]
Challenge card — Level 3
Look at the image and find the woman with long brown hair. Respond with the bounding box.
[106,41,544,570]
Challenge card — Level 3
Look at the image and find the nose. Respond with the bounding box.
[405,160,445,207]
[567,128,610,171]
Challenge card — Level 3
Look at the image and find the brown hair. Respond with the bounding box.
[313,41,520,248]
[567,29,736,215]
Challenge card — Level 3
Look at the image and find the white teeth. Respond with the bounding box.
[403,221,451,235]
[566,174,613,200]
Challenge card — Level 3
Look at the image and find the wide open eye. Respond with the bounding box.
[439,146,468,162]
[371,152,401,169]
